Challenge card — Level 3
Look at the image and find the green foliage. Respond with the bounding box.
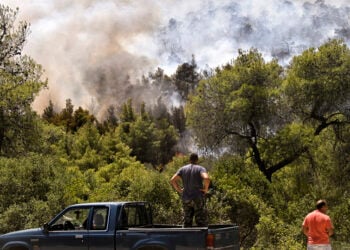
[210,155,270,248]
[89,159,144,201]
[69,123,103,170]
[188,42,350,183]
[62,166,91,204]
[259,122,314,168]
[97,105,119,133]
[0,4,47,155]
[42,100,56,123]
[187,49,283,148]
[120,99,136,123]
[72,107,95,132]
[0,154,61,209]
[99,130,130,164]
[153,118,179,167]
[43,99,95,132]
[171,105,186,134]
[173,55,201,100]
[0,4,47,156]
[123,114,159,164]
[0,200,52,233]
[0,154,65,233]
[284,39,350,135]
[187,48,296,181]
[254,214,304,250]
[331,197,350,244]
[117,101,178,167]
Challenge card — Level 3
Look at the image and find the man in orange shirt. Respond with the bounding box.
[302,200,334,250]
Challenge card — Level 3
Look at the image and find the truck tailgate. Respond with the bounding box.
[207,224,240,250]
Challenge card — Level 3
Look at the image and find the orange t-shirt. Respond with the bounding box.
[303,210,333,244]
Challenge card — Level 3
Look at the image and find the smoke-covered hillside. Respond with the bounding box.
[3,0,350,115]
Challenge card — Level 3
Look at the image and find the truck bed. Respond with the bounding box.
[126,224,240,250]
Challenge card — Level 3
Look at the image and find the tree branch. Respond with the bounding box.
[265,146,308,181]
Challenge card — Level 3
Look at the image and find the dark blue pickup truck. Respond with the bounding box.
[0,201,239,250]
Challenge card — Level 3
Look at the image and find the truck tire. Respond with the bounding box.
[6,247,28,250]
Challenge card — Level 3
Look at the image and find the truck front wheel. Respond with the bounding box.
[6,247,28,250]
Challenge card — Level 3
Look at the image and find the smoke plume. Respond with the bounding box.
[3,0,350,117]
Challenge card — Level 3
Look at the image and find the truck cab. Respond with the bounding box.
[0,202,152,250]
[0,201,240,250]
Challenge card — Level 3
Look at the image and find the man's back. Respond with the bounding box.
[303,210,332,244]
[170,153,210,227]
[177,164,207,200]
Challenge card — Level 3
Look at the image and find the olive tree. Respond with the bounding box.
[187,49,300,181]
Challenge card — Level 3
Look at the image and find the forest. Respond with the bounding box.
[0,4,350,249]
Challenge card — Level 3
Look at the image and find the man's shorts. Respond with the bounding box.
[307,244,332,250]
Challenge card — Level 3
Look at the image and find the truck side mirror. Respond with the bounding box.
[43,223,50,234]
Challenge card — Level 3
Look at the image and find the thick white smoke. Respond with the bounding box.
[3,0,350,117]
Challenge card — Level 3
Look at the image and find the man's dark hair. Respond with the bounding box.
[189,153,199,163]
[316,200,327,210]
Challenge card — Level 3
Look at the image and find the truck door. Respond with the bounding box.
[87,206,114,250]
[115,203,152,249]
[39,206,90,250]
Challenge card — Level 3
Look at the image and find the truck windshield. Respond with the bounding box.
[50,207,90,231]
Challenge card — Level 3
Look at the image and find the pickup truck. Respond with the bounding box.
[0,201,239,250]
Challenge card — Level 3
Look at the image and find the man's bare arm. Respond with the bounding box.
[302,226,309,237]
[327,227,334,236]
[170,174,183,193]
[200,172,210,194]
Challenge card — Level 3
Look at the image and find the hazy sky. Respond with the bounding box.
[3,0,350,117]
